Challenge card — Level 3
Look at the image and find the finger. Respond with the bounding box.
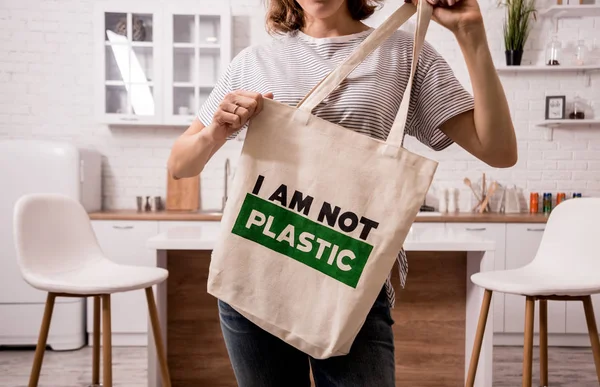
[216,111,242,129]
[234,90,262,100]
[233,95,259,117]
[256,92,274,114]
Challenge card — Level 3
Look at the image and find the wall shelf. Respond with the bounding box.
[536,119,600,128]
[497,65,600,73]
[538,5,600,18]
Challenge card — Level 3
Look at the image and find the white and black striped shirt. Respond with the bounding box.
[198,27,474,307]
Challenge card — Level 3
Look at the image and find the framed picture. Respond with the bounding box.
[545,96,566,120]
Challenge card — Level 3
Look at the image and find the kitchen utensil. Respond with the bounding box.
[145,196,152,212]
[479,181,497,214]
[463,177,481,202]
[166,174,200,211]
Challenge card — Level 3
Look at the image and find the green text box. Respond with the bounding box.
[231,193,373,288]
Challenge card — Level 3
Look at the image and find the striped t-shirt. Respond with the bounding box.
[198,27,474,307]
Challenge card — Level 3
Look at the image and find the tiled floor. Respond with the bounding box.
[0,346,598,386]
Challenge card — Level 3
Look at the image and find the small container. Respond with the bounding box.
[136,196,143,212]
[438,188,448,213]
[448,188,457,213]
[543,193,553,215]
[546,35,562,66]
[573,193,582,198]
[145,196,152,212]
[575,40,587,65]
[557,192,566,205]
[569,95,586,119]
[529,192,539,213]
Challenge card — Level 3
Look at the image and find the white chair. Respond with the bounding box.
[13,193,171,387]
[466,198,600,387]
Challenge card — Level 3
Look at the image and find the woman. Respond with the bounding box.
[168,0,517,385]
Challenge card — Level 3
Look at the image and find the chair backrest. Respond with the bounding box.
[531,197,600,272]
[13,193,104,278]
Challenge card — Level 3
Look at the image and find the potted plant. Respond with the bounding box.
[501,0,537,66]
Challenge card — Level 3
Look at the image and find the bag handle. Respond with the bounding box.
[295,1,433,148]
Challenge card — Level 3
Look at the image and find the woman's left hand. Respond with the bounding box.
[419,0,485,35]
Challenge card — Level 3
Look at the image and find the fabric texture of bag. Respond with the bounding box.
[208,1,438,359]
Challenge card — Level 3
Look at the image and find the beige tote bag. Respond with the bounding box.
[208,1,437,359]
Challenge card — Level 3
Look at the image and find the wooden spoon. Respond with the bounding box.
[479,181,498,214]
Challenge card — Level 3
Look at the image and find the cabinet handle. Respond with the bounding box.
[113,225,134,230]
[527,228,545,232]
[466,227,487,231]
[120,117,139,122]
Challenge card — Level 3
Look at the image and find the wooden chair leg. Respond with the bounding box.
[28,293,56,387]
[523,297,535,387]
[466,289,492,387]
[92,296,101,385]
[102,294,112,387]
[146,287,172,387]
[582,296,600,384]
[539,299,548,387]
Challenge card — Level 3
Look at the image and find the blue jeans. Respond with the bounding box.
[218,287,395,387]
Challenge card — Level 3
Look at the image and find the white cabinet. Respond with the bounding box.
[88,220,159,346]
[164,2,232,126]
[94,3,164,125]
[446,223,506,333]
[94,1,232,126]
[504,224,566,334]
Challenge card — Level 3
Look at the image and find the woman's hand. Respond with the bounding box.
[410,0,484,35]
[206,90,274,142]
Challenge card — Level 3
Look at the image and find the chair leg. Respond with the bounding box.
[582,296,600,384]
[102,294,112,387]
[145,287,172,387]
[92,296,101,385]
[539,299,548,387]
[466,289,492,387]
[523,297,535,387]
[28,293,56,387]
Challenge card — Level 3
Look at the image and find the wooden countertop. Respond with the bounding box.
[89,209,549,223]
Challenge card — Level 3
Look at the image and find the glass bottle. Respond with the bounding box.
[575,40,587,66]
[546,35,561,66]
[569,95,586,119]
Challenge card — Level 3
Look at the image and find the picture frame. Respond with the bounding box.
[545,96,566,120]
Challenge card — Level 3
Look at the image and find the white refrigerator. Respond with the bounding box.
[0,139,102,350]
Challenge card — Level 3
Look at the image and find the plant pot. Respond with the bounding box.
[505,50,523,66]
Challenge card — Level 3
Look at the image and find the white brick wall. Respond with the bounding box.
[1,0,599,211]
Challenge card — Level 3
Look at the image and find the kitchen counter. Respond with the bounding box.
[146,226,495,387]
[91,209,548,223]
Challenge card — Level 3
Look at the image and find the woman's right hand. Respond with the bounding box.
[206,90,274,142]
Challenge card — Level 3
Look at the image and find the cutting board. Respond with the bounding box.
[166,174,200,211]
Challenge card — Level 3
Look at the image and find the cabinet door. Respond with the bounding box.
[446,223,506,333]
[87,220,159,336]
[504,224,566,334]
[94,2,164,125]
[163,2,232,126]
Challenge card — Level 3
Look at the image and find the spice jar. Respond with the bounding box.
[546,35,561,66]
[529,192,539,214]
[569,95,586,119]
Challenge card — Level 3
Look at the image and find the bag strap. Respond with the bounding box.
[295,1,433,148]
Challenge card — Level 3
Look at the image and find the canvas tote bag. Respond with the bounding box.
[208,1,437,359]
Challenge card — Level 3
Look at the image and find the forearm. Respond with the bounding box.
[455,25,517,164]
[168,124,225,179]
